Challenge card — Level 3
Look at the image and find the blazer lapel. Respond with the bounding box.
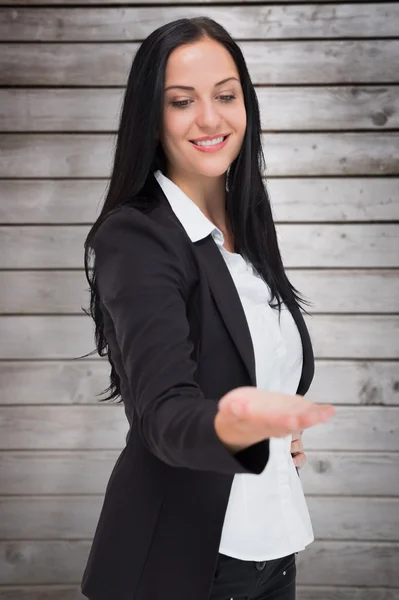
[195,236,314,396]
[194,235,257,387]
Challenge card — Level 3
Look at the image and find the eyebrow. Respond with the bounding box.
[164,77,239,92]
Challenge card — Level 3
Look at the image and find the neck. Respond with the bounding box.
[165,166,228,231]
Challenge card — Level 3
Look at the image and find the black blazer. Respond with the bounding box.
[81,174,315,600]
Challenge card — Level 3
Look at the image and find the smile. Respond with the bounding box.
[189,134,230,152]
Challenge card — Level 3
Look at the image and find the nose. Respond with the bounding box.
[195,99,222,130]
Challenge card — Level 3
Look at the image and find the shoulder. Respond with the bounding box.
[92,203,179,252]
[91,204,197,294]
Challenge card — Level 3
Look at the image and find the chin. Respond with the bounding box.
[192,161,231,179]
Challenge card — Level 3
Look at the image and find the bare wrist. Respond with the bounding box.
[214,411,248,454]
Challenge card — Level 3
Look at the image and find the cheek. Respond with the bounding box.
[162,110,192,147]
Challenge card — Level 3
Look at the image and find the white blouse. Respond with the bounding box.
[154,169,314,561]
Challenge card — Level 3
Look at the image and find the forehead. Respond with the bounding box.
[164,39,239,86]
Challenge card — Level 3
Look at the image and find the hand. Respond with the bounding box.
[215,387,335,454]
[291,431,306,468]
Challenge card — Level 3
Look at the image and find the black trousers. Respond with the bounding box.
[209,552,296,600]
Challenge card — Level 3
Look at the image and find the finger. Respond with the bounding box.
[295,404,335,430]
[290,439,303,454]
[291,431,301,442]
[292,452,307,468]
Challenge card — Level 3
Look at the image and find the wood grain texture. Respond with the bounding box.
[303,451,399,497]
[297,590,399,600]
[1,0,398,597]
[2,270,398,314]
[1,224,398,269]
[0,361,110,405]
[2,86,398,132]
[1,178,398,223]
[0,314,398,359]
[308,360,399,407]
[296,542,399,586]
[0,495,397,541]
[1,359,398,406]
[1,450,398,496]
[0,586,396,600]
[2,133,398,177]
[2,5,398,41]
[0,540,397,585]
[1,41,398,86]
[4,0,388,4]
[0,404,398,451]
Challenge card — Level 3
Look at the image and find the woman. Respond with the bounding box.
[81,16,335,600]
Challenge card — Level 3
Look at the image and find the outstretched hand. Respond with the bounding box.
[215,387,335,454]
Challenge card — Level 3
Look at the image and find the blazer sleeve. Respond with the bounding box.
[92,206,269,475]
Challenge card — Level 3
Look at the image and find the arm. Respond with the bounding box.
[92,207,269,475]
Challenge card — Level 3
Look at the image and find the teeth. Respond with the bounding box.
[193,136,225,146]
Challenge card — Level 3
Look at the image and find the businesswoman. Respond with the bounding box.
[81,16,335,600]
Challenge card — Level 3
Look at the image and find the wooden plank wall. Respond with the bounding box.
[0,0,398,598]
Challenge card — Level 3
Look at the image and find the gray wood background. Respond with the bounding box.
[0,0,398,598]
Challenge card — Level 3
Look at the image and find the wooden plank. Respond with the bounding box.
[268,178,399,222]
[0,496,104,540]
[298,589,399,600]
[308,497,399,542]
[278,224,399,268]
[0,314,398,360]
[0,451,117,495]
[304,314,399,359]
[288,270,399,314]
[1,41,398,86]
[303,451,399,497]
[0,134,114,178]
[303,406,399,452]
[1,359,398,407]
[2,5,398,41]
[0,405,129,450]
[0,271,90,314]
[0,405,398,451]
[0,540,397,585]
[2,86,399,132]
[2,269,398,314]
[3,0,386,4]
[1,178,398,224]
[1,224,398,269]
[0,180,107,223]
[2,133,398,177]
[296,542,399,587]
[0,540,90,584]
[0,586,396,600]
[0,587,85,600]
[0,361,110,405]
[308,360,399,407]
[0,316,95,360]
[1,495,397,541]
[1,450,397,496]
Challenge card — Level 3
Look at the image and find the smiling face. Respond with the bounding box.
[160,37,247,180]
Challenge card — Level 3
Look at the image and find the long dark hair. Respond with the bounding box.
[83,16,313,402]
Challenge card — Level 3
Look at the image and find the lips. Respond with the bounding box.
[189,134,230,153]
[190,134,230,144]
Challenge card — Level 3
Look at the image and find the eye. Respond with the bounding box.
[171,95,236,109]
[171,99,192,108]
